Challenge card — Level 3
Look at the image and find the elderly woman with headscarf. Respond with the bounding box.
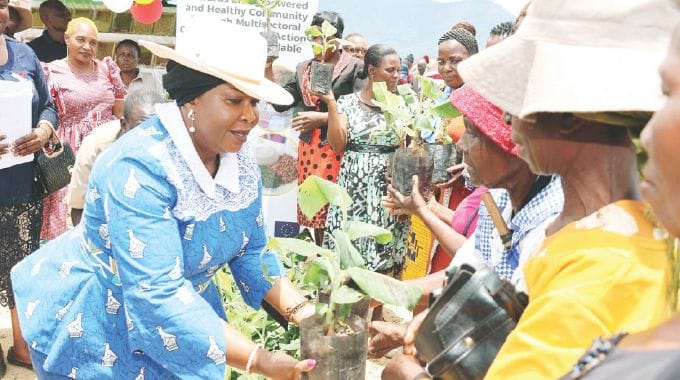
[11,24,316,379]
[371,86,564,363]
[454,0,679,378]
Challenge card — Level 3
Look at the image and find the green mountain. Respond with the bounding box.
[319,0,514,58]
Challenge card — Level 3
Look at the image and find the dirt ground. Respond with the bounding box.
[0,307,34,379]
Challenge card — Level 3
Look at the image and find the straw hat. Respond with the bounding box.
[139,22,293,106]
[458,0,680,119]
[8,0,33,34]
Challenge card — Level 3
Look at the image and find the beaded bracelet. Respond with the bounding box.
[284,299,310,322]
[245,344,262,374]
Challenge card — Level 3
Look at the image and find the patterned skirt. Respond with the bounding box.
[323,149,408,272]
[297,128,342,228]
[40,187,68,240]
[0,200,42,307]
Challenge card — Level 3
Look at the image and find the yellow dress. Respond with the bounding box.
[486,200,672,379]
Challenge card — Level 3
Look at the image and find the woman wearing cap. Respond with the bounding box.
[317,44,409,276]
[0,0,58,372]
[562,20,680,380]
[40,17,127,241]
[4,0,31,37]
[272,10,364,246]
[455,0,679,378]
[11,26,316,379]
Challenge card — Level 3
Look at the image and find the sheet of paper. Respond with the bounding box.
[0,79,34,170]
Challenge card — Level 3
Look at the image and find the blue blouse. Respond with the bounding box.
[11,103,282,379]
[0,37,58,207]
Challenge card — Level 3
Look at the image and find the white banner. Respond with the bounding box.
[177,0,317,238]
[176,0,318,69]
[250,104,301,238]
[0,78,33,170]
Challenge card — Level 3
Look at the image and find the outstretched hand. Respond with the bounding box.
[368,321,407,358]
[381,352,429,380]
[403,309,429,357]
[311,88,335,105]
[435,163,467,189]
[292,111,327,133]
[257,350,316,380]
[12,125,50,157]
[383,176,429,216]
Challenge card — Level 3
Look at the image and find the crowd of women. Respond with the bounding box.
[1,0,680,378]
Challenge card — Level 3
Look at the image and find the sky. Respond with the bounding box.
[317,0,517,59]
[432,0,527,16]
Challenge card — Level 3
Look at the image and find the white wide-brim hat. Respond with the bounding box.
[8,0,33,34]
[458,0,680,119]
[140,21,293,106]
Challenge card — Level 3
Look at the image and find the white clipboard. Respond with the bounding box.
[0,75,33,170]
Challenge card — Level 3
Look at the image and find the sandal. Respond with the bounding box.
[6,346,33,370]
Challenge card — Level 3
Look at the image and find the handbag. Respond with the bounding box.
[33,126,75,198]
[414,261,528,380]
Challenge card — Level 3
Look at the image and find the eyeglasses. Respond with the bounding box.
[348,47,366,54]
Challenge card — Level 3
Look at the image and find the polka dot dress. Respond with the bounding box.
[297,128,343,228]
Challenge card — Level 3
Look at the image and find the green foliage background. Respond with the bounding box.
[216,257,306,379]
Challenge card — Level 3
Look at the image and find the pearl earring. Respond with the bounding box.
[188,109,196,133]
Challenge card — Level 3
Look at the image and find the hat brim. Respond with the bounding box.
[10,6,32,34]
[458,34,667,119]
[140,40,293,106]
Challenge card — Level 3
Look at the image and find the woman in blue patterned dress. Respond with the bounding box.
[10,26,316,379]
[320,44,408,273]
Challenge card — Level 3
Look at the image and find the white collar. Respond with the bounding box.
[155,102,240,198]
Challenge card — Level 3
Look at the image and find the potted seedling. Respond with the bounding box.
[268,175,422,380]
[416,76,462,184]
[304,20,350,94]
[238,0,282,59]
[370,80,434,196]
[371,77,462,194]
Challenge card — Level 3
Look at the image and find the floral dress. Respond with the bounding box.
[323,93,408,272]
[12,103,281,379]
[295,54,355,228]
[40,57,127,240]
